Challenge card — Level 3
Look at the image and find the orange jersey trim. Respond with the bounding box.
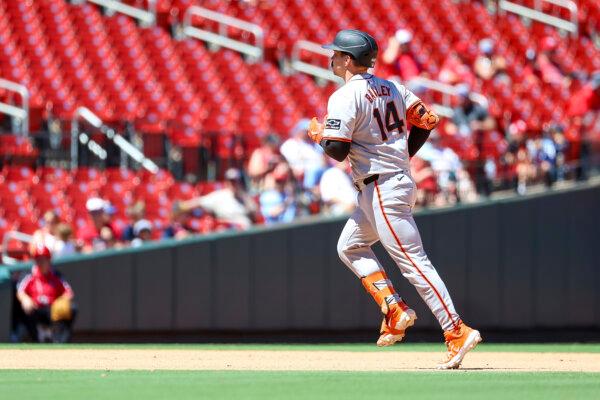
[322,136,352,143]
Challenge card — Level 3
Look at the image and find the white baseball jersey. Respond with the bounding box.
[331,73,463,333]
[322,73,420,182]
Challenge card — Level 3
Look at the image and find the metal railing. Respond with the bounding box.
[498,0,578,36]
[182,6,264,61]
[1,231,32,266]
[84,0,156,27]
[405,77,489,118]
[0,78,29,136]
[71,107,159,173]
[290,40,340,83]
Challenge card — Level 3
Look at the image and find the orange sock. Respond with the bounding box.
[361,270,409,312]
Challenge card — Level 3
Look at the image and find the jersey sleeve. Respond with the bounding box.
[17,273,33,295]
[322,91,356,142]
[392,81,420,111]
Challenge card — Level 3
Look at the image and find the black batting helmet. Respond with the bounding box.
[322,29,378,68]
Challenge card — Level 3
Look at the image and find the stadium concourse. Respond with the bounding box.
[0,0,599,260]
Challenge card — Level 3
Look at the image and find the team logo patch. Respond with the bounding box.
[325,119,341,130]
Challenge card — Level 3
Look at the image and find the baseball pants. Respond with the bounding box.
[337,171,461,331]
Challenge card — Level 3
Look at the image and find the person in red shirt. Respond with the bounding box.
[382,29,421,82]
[16,244,76,343]
[76,197,122,252]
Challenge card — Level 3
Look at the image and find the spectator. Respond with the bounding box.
[15,245,76,343]
[417,132,474,205]
[76,197,121,252]
[514,145,536,195]
[122,201,146,242]
[473,38,509,84]
[163,203,196,240]
[450,84,497,138]
[30,210,60,255]
[131,219,153,247]
[410,156,438,207]
[259,163,297,224]
[280,119,326,190]
[53,223,77,258]
[382,29,421,82]
[566,72,600,180]
[532,135,553,184]
[548,124,569,181]
[319,159,357,215]
[174,168,256,229]
[247,133,282,190]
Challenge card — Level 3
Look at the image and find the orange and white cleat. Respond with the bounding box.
[376,303,417,347]
[437,321,482,369]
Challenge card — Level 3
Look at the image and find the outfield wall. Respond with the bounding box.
[1,183,599,340]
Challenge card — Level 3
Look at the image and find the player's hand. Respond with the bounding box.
[407,101,439,130]
[308,117,325,144]
[20,296,36,314]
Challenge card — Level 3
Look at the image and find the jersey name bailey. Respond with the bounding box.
[364,84,392,103]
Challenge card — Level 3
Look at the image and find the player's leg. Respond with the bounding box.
[337,205,416,346]
[367,175,481,366]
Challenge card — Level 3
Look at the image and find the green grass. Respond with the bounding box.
[0,370,599,400]
[1,342,600,352]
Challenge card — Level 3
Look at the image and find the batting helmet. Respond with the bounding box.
[32,244,51,260]
[322,29,378,68]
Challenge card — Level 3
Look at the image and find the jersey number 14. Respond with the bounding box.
[373,101,404,141]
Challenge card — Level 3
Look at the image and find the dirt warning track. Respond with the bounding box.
[1,349,599,372]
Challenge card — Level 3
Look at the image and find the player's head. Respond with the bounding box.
[31,243,52,270]
[323,29,378,77]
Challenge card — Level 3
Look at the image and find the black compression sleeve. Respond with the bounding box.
[320,139,351,162]
[408,126,431,157]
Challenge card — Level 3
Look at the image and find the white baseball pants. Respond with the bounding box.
[337,171,461,331]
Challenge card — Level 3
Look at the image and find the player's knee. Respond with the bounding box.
[337,236,355,263]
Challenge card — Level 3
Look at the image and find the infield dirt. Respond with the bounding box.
[1,349,599,372]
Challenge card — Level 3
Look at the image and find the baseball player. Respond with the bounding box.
[308,29,481,369]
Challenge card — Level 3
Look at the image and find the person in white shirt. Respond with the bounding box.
[319,159,357,215]
[280,118,326,189]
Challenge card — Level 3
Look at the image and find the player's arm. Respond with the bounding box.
[406,101,439,157]
[321,139,351,162]
[307,117,351,162]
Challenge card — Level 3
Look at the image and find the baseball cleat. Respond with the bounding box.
[437,322,482,370]
[377,307,417,347]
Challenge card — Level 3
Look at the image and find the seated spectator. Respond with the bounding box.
[259,163,297,224]
[15,245,76,343]
[172,168,256,230]
[247,133,282,191]
[382,29,421,82]
[30,210,60,255]
[131,219,153,247]
[163,203,196,240]
[417,132,474,205]
[76,197,122,252]
[280,119,326,190]
[473,38,509,84]
[410,156,438,207]
[319,159,356,215]
[121,201,146,242]
[450,84,496,138]
[53,223,77,258]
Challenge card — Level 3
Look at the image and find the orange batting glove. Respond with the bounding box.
[308,116,325,144]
